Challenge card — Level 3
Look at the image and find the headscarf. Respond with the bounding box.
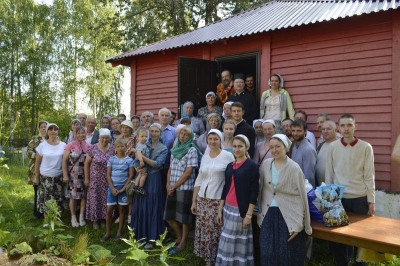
[150,123,162,132]
[99,128,111,137]
[66,119,82,143]
[262,119,276,128]
[252,119,265,128]
[234,134,250,158]
[170,126,202,160]
[268,74,284,88]
[181,101,194,119]
[222,101,233,120]
[207,129,224,149]
[271,133,292,152]
[70,126,89,155]
[206,91,216,99]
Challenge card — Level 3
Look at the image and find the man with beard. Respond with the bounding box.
[216,70,234,105]
[140,111,154,129]
[290,119,317,187]
[295,110,317,149]
[227,73,258,125]
[282,118,294,141]
[245,74,256,98]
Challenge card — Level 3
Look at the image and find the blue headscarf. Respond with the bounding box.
[181,101,194,119]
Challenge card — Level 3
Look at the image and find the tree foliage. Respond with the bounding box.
[0,0,269,146]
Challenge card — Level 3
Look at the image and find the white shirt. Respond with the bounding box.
[306,131,317,149]
[195,150,234,199]
[36,141,66,177]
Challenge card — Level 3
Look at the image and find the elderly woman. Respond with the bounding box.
[216,135,259,266]
[253,119,266,145]
[260,74,295,133]
[65,119,82,143]
[222,101,233,121]
[84,128,115,229]
[35,123,67,214]
[111,118,122,141]
[258,134,312,265]
[130,115,141,136]
[119,120,136,156]
[27,120,48,220]
[196,113,222,154]
[222,119,236,153]
[191,129,234,265]
[197,92,223,129]
[130,123,168,248]
[164,126,202,254]
[178,101,205,138]
[62,126,89,227]
[253,120,276,167]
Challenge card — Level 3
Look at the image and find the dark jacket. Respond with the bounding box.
[227,92,258,125]
[90,130,99,144]
[221,159,259,217]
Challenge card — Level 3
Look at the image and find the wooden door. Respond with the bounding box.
[178,57,218,117]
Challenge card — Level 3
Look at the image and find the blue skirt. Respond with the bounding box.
[259,207,306,266]
[130,170,166,241]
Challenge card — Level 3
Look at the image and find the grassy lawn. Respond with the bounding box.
[0,165,399,265]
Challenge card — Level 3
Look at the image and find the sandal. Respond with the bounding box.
[169,247,183,255]
[100,235,110,243]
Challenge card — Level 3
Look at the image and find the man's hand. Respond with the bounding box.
[368,203,375,216]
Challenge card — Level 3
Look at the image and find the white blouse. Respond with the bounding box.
[194,150,234,199]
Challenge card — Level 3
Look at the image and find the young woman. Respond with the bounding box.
[258,134,312,265]
[192,129,234,266]
[216,135,259,266]
[253,119,265,145]
[62,126,89,227]
[222,119,236,153]
[253,120,276,167]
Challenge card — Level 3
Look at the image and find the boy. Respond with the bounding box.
[133,127,149,196]
[101,138,134,242]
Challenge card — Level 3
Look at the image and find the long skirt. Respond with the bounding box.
[216,204,254,266]
[164,190,193,225]
[130,170,166,241]
[259,207,306,266]
[36,174,64,213]
[194,196,221,264]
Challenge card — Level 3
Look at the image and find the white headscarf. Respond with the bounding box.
[262,119,276,128]
[234,134,251,158]
[268,74,284,88]
[99,128,111,137]
[271,133,292,151]
[222,101,234,120]
[252,119,265,128]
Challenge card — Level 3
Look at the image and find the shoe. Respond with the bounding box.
[114,217,120,224]
[169,247,183,255]
[144,243,153,249]
[43,223,49,228]
[71,216,79,227]
[100,235,110,243]
[128,215,131,224]
[93,221,99,230]
[114,235,121,241]
[79,217,86,227]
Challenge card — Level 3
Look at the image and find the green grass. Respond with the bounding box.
[0,165,399,266]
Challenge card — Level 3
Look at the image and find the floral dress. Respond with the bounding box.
[65,145,87,200]
[85,144,115,222]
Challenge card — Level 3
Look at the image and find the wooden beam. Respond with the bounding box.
[391,10,400,191]
[130,59,137,116]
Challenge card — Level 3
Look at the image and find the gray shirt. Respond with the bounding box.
[315,142,331,187]
[291,139,317,187]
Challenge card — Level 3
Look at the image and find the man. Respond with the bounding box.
[316,113,342,146]
[141,111,154,129]
[169,111,177,126]
[315,120,339,186]
[227,73,258,125]
[158,108,177,193]
[245,74,256,98]
[282,118,294,141]
[86,117,99,144]
[231,102,256,158]
[325,114,375,266]
[216,70,234,105]
[77,113,87,127]
[295,110,316,149]
[118,113,127,122]
[290,119,317,187]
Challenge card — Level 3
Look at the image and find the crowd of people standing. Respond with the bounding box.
[26,70,385,266]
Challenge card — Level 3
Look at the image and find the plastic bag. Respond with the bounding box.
[316,184,349,227]
[356,248,395,263]
[305,180,323,222]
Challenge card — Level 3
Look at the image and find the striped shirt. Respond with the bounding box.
[107,156,134,186]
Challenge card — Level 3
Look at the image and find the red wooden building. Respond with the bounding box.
[107,0,400,191]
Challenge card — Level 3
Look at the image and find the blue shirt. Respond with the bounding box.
[161,125,176,168]
[107,156,134,186]
[291,139,317,187]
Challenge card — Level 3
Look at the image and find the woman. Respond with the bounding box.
[216,135,259,266]
[253,120,276,167]
[260,74,295,133]
[84,128,115,229]
[191,129,234,266]
[165,126,202,254]
[130,115,141,136]
[179,101,205,138]
[130,123,168,248]
[222,119,236,153]
[197,92,223,129]
[253,119,265,145]
[65,119,82,144]
[111,118,122,141]
[258,134,312,265]
[27,120,48,220]
[62,126,89,227]
[34,123,67,214]
[222,101,233,121]
[196,113,222,154]
[101,115,112,129]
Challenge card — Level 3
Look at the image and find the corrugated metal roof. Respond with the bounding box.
[106,0,400,62]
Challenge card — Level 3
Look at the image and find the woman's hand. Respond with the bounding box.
[84,178,90,188]
[242,217,251,229]
[190,202,198,215]
[34,177,39,185]
[136,167,145,174]
[288,231,298,242]
[217,211,223,226]
[62,174,69,184]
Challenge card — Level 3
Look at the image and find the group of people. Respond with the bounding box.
[26,71,381,266]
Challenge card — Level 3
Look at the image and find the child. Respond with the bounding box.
[133,127,149,196]
[101,138,134,242]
